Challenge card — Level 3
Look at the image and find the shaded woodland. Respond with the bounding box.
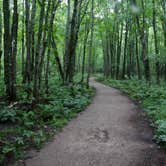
[0,0,166,164]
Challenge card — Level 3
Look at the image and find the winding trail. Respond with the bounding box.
[26,78,166,166]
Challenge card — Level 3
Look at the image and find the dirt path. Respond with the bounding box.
[25,79,166,166]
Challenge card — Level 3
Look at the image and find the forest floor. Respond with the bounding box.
[25,78,166,166]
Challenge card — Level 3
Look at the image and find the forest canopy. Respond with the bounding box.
[0,0,165,101]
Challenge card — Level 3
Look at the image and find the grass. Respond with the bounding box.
[96,75,166,147]
[0,76,95,165]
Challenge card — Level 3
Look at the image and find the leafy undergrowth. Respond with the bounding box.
[96,75,166,147]
[0,78,95,165]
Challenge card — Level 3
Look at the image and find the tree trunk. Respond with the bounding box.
[116,23,123,79]
[64,0,71,81]
[24,0,31,83]
[3,0,11,100]
[30,0,37,81]
[33,0,45,98]
[0,5,2,76]
[81,21,89,82]
[3,0,18,101]
[10,0,18,100]
[38,0,51,88]
[87,0,94,86]
[122,20,129,79]
[135,33,141,79]
[65,0,79,83]
[160,0,166,82]
[21,0,25,79]
[152,0,160,84]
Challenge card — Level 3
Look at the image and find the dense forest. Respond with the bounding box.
[0,0,166,100]
[0,0,166,165]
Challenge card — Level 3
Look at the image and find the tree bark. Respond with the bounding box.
[152,0,160,84]
[87,0,94,86]
[81,21,89,82]
[0,5,2,76]
[122,20,129,79]
[11,0,18,100]
[3,0,11,99]
[21,0,25,79]
[33,0,46,98]
[116,23,123,79]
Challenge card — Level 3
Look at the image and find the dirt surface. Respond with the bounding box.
[25,78,166,166]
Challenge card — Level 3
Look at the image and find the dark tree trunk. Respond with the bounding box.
[11,0,18,100]
[3,0,11,99]
[51,36,64,81]
[38,0,52,88]
[21,0,25,79]
[65,0,79,83]
[159,0,166,82]
[24,0,31,83]
[87,0,94,86]
[3,0,18,101]
[33,0,46,98]
[122,21,129,79]
[30,0,37,81]
[152,0,160,84]
[64,0,71,81]
[142,30,150,82]
[116,23,123,79]
[81,22,89,82]
[135,34,141,79]
[0,5,2,76]
[45,48,51,94]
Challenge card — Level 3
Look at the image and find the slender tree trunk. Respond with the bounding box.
[10,0,18,100]
[51,36,64,81]
[33,0,45,98]
[116,23,123,79]
[38,0,51,88]
[21,0,25,79]
[101,33,107,77]
[160,0,166,82]
[142,0,150,82]
[24,0,31,83]
[30,0,37,81]
[122,20,129,79]
[3,0,18,101]
[50,0,63,81]
[152,0,160,84]
[65,0,79,83]
[64,0,71,81]
[81,22,89,82]
[87,0,94,86]
[3,0,11,99]
[135,33,141,79]
[142,30,150,82]
[0,5,2,76]
[45,48,51,94]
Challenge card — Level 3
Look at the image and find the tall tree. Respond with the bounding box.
[152,0,160,84]
[11,0,18,100]
[87,0,94,85]
[3,0,18,101]
[3,0,11,99]
[33,0,46,98]
[0,4,2,75]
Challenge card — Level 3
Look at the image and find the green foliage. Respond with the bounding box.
[0,77,95,164]
[33,130,46,149]
[96,76,166,146]
[0,106,17,123]
[155,120,166,144]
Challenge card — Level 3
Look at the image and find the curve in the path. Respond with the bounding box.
[25,79,166,166]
